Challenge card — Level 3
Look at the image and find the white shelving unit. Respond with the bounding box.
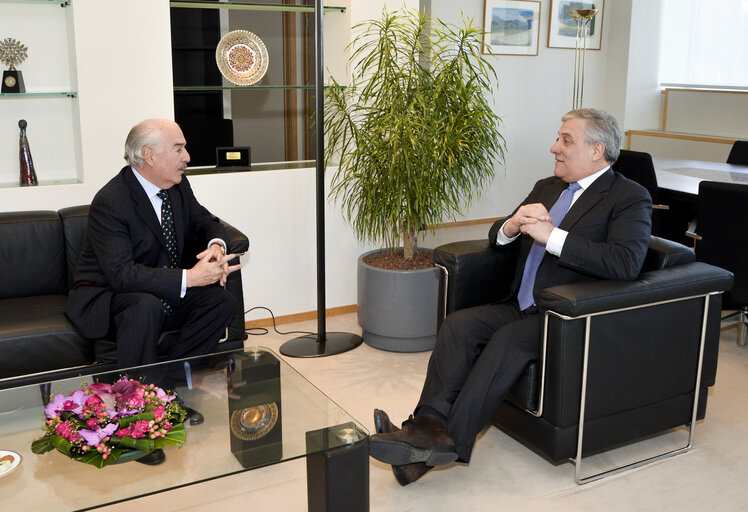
[0,0,81,188]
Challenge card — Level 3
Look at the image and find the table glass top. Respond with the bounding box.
[0,347,367,511]
[653,157,748,194]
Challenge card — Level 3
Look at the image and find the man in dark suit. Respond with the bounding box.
[369,109,652,485]
[67,118,241,370]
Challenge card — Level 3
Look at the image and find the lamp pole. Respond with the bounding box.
[280,0,363,358]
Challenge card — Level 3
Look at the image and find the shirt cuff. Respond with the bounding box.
[496,223,520,245]
[208,238,227,254]
[545,227,567,257]
[180,269,187,298]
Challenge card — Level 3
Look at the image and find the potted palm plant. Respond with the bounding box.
[325,8,505,351]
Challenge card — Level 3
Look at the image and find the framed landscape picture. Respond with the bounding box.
[548,0,604,50]
[483,0,541,56]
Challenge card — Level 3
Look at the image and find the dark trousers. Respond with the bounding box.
[110,286,237,369]
[416,300,540,462]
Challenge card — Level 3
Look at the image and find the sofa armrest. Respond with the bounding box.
[434,240,518,314]
[538,262,733,318]
[221,219,249,254]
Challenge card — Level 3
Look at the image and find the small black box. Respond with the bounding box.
[227,350,282,467]
[216,146,251,171]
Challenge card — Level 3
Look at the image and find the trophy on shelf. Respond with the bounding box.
[1,37,28,93]
[19,120,38,186]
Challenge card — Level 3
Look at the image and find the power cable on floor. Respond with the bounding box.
[244,306,316,337]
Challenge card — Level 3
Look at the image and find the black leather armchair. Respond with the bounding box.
[433,235,733,483]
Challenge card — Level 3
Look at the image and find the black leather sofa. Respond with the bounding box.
[0,206,248,389]
[434,235,733,482]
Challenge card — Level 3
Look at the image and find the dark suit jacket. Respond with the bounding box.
[488,169,652,300]
[66,166,229,338]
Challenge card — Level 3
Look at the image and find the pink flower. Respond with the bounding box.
[115,427,131,438]
[153,405,166,421]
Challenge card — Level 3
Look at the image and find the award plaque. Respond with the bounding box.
[1,38,27,94]
[216,146,251,172]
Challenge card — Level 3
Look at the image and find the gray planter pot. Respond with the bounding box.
[357,249,445,352]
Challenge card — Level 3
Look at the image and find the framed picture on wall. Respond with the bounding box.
[547,0,604,50]
[482,0,541,56]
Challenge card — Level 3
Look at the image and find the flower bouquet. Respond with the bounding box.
[31,378,187,468]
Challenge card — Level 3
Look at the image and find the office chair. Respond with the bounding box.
[726,140,748,166]
[612,149,669,236]
[687,181,748,345]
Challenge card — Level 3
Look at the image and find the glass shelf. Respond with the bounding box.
[0,177,81,189]
[0,0,69,5]
[170,1,344,13]
[0,91,76,98]
[185,159,314,175]
[174,85,340,92]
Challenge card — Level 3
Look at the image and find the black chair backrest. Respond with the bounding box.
[726,140,748,165]
[612,149,659,204]
[695,181,748,308]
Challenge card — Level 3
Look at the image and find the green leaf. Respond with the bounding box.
[31,436,54,454]
[50,435,73,456]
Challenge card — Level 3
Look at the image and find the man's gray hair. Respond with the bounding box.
[123,121,164,168]
[562,108,622,164]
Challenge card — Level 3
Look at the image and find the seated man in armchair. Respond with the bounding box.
[67,118,241,369]
[369,108,652,485]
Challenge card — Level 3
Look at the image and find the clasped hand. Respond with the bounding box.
[186,244,242,288]
[504,203,555,245]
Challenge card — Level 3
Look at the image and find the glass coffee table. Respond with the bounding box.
[0,347,369,511]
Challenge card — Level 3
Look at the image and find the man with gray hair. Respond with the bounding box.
[369,108,652,485]
[67,118,241,372]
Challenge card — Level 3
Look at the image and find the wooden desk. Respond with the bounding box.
[652,158,748,244]
[654,158,748,196]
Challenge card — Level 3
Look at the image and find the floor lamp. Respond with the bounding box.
[280,0,363,358]
[570,9,597,110]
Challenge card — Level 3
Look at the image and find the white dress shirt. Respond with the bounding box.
[131,167,227,297]
[496,166,610,256]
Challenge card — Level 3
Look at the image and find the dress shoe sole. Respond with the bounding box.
[369,438,458,466]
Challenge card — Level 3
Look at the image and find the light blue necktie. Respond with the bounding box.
[517,182,582,311]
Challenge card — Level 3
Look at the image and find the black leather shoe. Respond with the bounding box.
[370,413,457,467]
[373,409,398,434]
[184,406,204,426]
[373,409,432,485]
[136,448,166,465]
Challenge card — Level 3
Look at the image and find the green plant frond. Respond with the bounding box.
[325,8,506,254]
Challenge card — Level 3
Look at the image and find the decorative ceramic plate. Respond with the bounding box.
[216,30,269,86]
[0,450,21,478]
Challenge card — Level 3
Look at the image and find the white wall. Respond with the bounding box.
[0,0,658,321]
[430,0,616,220]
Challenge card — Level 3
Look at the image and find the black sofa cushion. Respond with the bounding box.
[0,211,68,299]
[0,295,93,378]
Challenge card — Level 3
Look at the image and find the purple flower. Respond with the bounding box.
[155,387,176,403]
[45,390,86,418]
[79,423,118,446]
[87,383,117,410]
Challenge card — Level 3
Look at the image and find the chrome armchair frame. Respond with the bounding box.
[526,291,721,484]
